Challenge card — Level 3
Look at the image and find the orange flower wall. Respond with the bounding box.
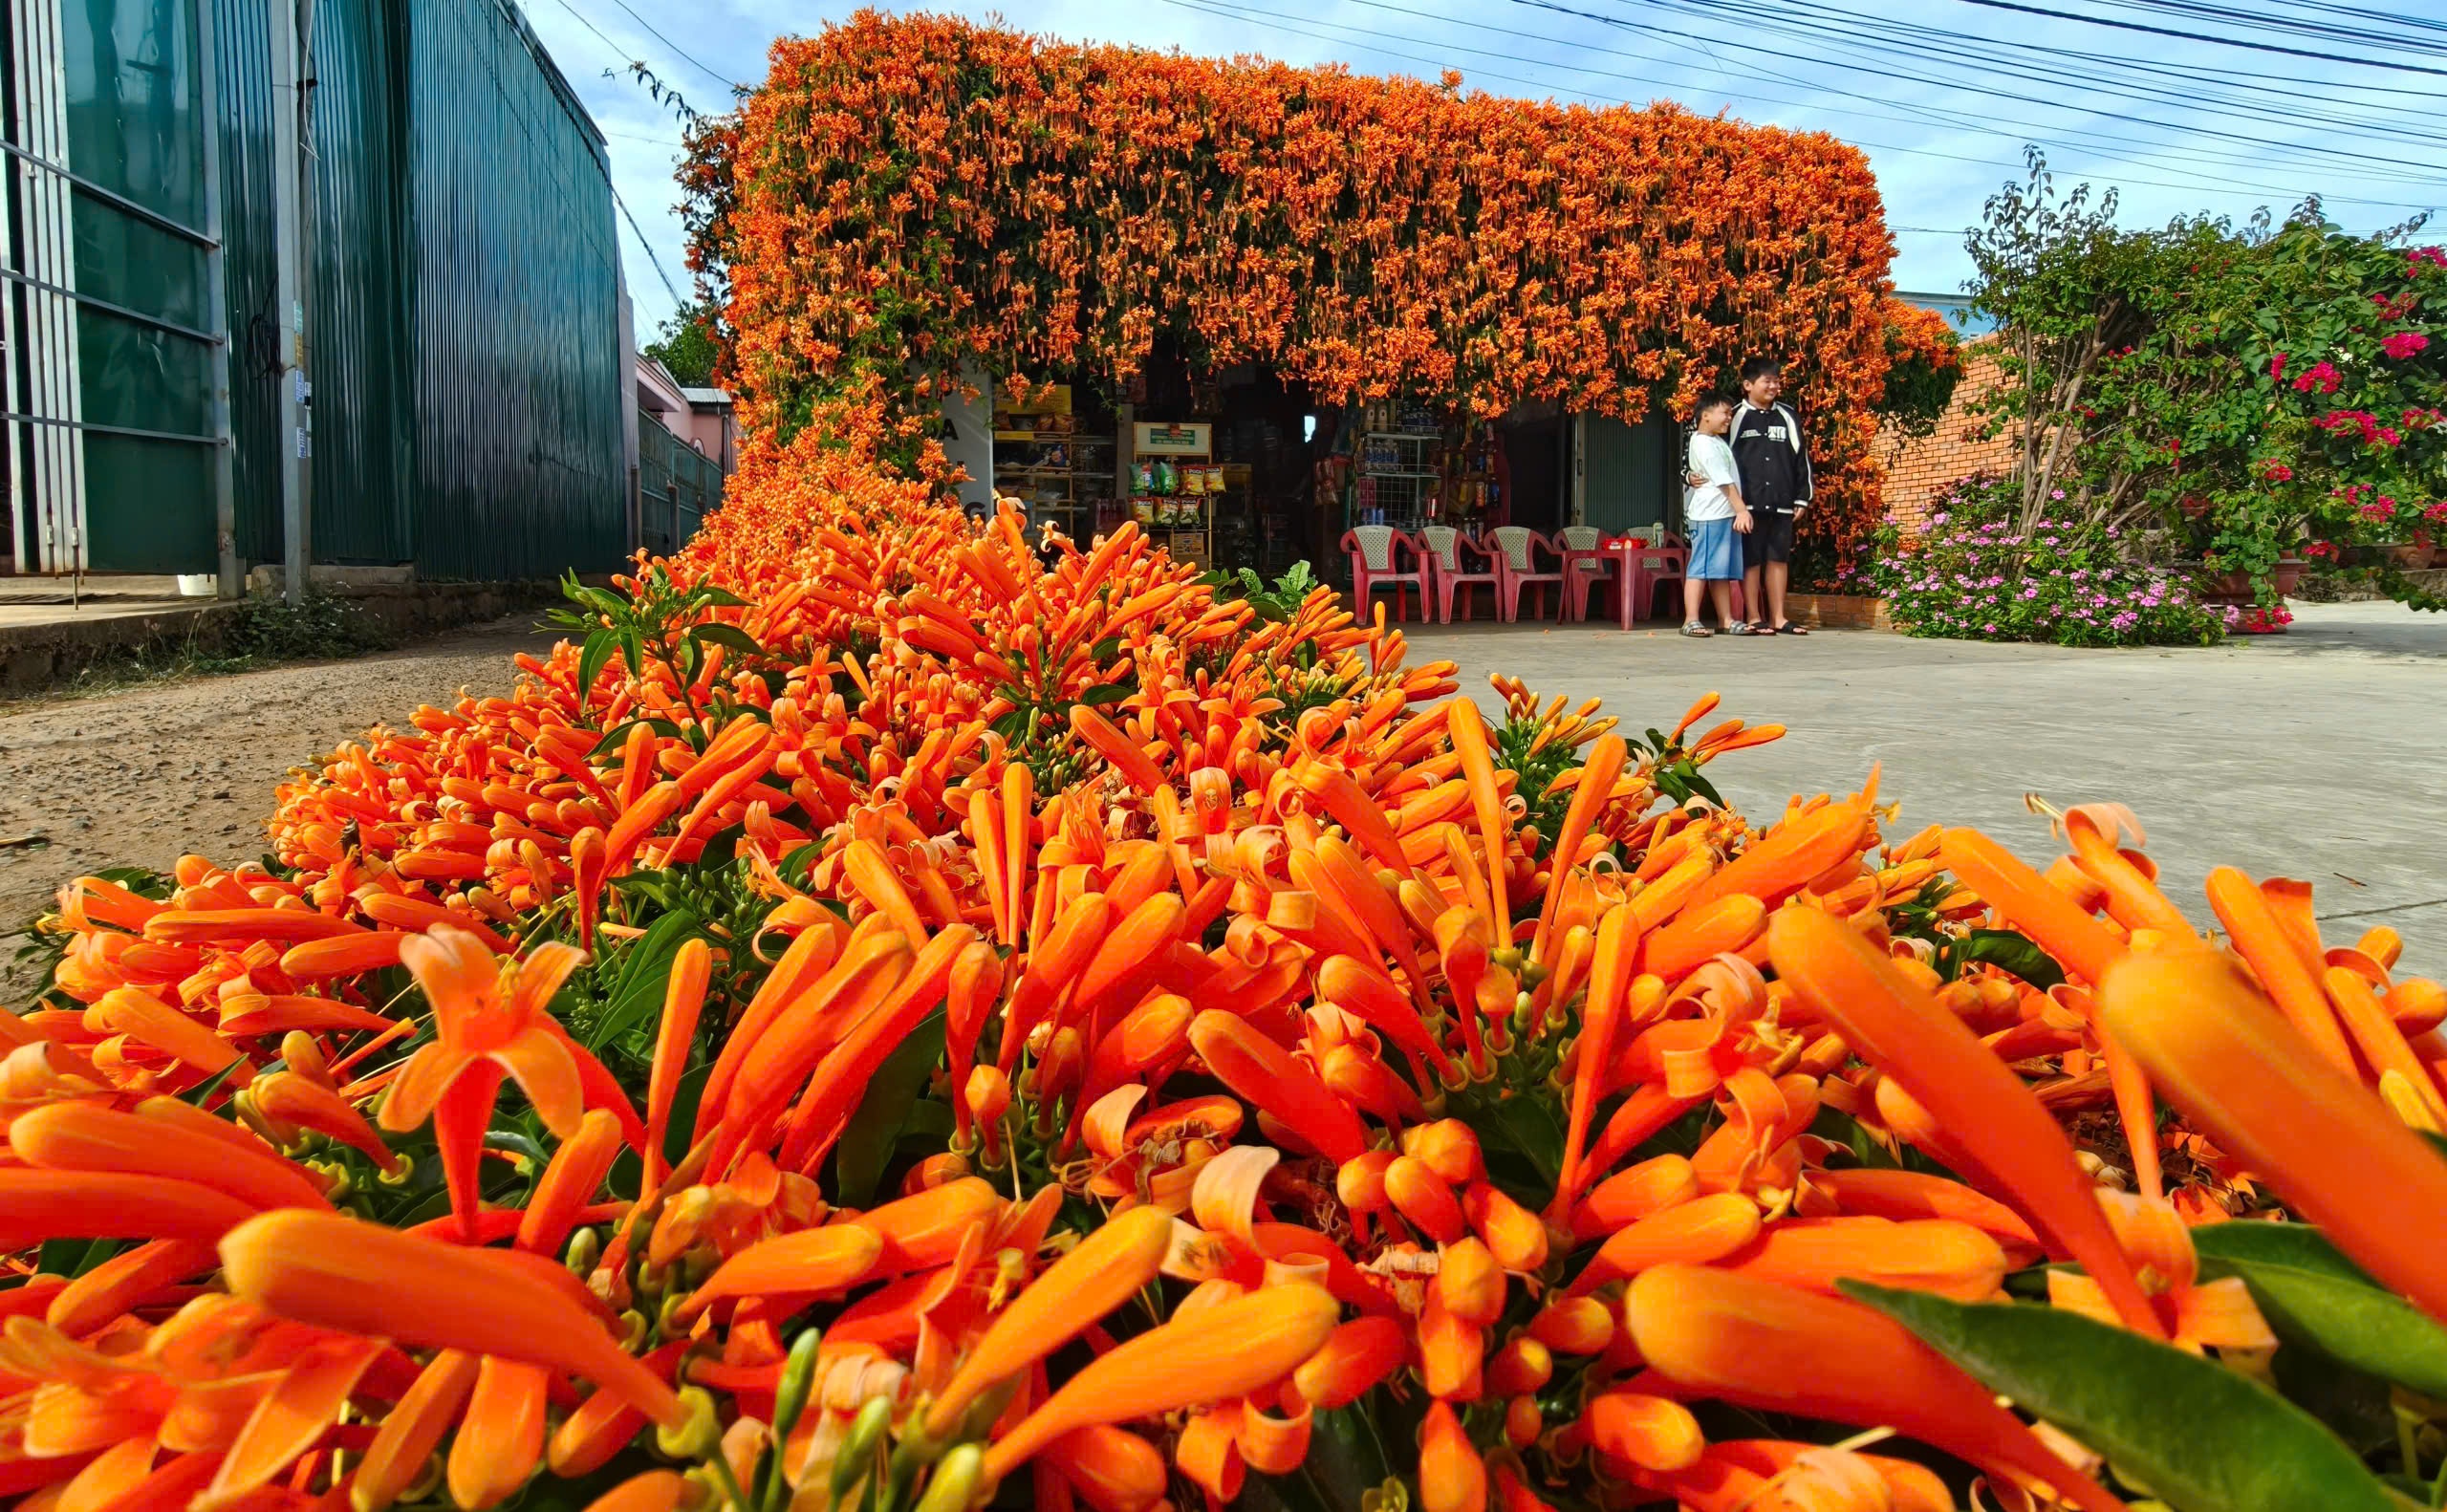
[687,10,1954,555]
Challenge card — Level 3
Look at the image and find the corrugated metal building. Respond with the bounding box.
[3,0,632,585]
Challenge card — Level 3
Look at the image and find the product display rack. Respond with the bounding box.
[1127,420,1218,570]
[992,383,1116,538]
[992,431,1115,535]
[1351,430,1442,533]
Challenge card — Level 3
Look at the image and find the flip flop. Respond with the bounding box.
[1776,622,1810,636]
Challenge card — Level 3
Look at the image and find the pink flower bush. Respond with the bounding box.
[2382,331,2431,359]
[2292,360,2343,394]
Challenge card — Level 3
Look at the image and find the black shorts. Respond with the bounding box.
[1743,509,1796,568]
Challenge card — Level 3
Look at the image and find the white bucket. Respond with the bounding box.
[175,573,216,597]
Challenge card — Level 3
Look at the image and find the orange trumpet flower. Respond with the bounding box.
[924,1203,1174,1437]
[380,927,633,1232]
[219,1209,690,1431]
[1766,908,2160,1337]
[1625,1264,2125,1512]
[2098,945,2447,1327]
[980,1283,1340,1482]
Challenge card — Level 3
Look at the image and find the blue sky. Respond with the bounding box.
[520,0,2447,343]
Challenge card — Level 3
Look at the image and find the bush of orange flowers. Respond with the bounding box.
[677,11,1959,558]
[5,400,2447,1512]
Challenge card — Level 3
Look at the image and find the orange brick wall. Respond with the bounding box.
[1875,339,2019,532]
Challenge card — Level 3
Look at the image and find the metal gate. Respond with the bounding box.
[637,407,718,555]
[4,0,231,578]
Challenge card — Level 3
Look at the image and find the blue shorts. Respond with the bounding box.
[1687,517,1743,580]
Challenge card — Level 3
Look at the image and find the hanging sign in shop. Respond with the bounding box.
[1134,421,1210,455]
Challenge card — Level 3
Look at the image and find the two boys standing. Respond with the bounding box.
[1679,356,1812,638]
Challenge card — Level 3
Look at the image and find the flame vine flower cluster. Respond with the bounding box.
[3,421,2446,1512]
[677,11,1958,558]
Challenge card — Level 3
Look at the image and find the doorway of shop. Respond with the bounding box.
[1574,414,1677,538]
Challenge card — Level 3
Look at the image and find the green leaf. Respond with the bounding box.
[695,586,751,609]
[577,632,617,702]
[35,1237,124,1280]
[1845,1283,2401,1512]
[1076,682,1133,706]
[830,1009,947,1207]
[691,623,766,657]
[180,1056,251,1108]
[1466,1086,1568,1195]
[660,1062,713,1170]
[2192,1224,2447,1397]
[1941,928,2067,989]
[1089,637,1123,662]
[584,909,704,1051]
[587,719,641,761]
[1244,1403,1412,1512]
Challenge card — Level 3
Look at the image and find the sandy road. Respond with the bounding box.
[0,619,557,997]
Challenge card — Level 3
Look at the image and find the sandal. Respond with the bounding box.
[1775,621,1810,636]
[1680,621,1714,637]
[1730,621,1765,637]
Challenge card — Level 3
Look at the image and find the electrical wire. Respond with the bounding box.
[1632,0,2447,146]
[1331,0,2447,195]
[593,0,742,89]
[614,186,687,308]
[1548,0,2439,176]
[543,0,626,63]
[1156,0,2430,221]
[1939,0,2447,74]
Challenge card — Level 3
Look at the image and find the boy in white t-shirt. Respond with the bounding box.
[1680,395,1754,637]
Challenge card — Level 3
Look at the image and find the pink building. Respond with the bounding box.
[635,357,737,474]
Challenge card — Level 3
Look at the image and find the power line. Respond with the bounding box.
[614,186,686,309]
[1374,0,2447,196]
[2064,0,2447,54]
[1156,0,2429,220]
[593,0,742,89]
[1738,0,2443,137]
[1558,0,2438,178]
[1940,0,2447,75]
[544,0,626,61]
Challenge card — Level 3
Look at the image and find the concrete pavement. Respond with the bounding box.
[1409,599,2447,976]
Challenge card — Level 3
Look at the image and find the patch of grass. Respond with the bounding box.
[6,594,395,706]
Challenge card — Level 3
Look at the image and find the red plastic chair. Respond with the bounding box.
[1555,526,1620,622]
[1486,527,1566,622]
[1418,525,1500,622]
[1620,528,1692,625]
[1342,526,1431,622]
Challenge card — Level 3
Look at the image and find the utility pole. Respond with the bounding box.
[270,0,311,603]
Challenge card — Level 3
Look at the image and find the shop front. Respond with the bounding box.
[971,366,1681,586]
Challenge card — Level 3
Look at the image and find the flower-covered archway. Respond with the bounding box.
[684,10,1958,555]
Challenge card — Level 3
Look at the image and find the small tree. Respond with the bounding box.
[1967,150,2445,605]
[644,300,723,389]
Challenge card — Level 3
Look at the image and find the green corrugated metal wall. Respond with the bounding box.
[46,0,624,577]
[211,0,281,569]
[404,0,625,580]
[51,0,219,572]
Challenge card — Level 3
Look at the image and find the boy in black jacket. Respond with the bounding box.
[1728,355,1813,635]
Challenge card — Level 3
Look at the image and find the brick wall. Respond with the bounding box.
[1875,338,2020,532]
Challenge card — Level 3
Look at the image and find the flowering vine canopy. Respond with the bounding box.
[682,10,1958,552]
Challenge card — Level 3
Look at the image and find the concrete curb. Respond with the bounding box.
[1783,593,1893,632]
[0,579,572,693]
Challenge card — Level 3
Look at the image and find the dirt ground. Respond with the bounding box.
[0,618,556,998]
